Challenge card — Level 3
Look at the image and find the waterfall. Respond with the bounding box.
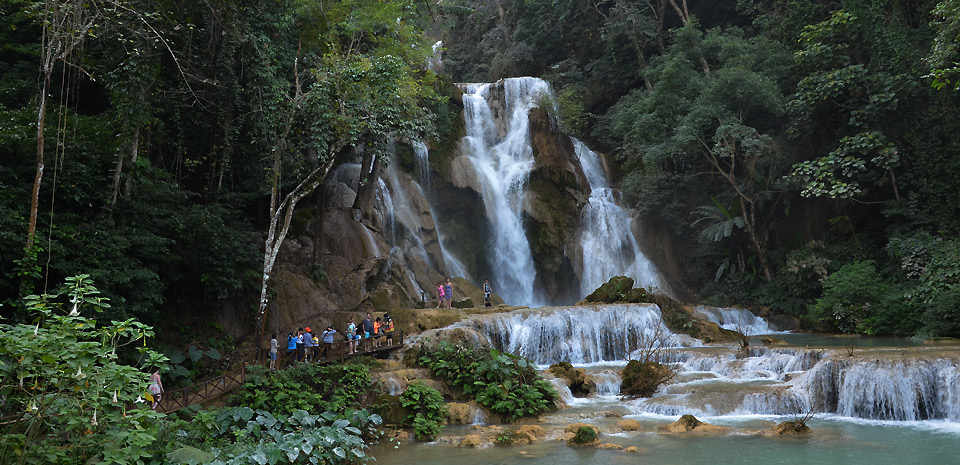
[411,139,430,188]
[789,356,960,421]
[590,371,623,396]
[694,305,781,335]
[460,78,552,306]
[478,303,696,365]
[574,139,666,296]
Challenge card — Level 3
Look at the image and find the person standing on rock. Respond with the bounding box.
[483,279,493,307]
[436,282,445,308]
[444,279,454,308]
[269,333,278,371]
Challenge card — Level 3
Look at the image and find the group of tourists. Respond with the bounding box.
[267,312,396,369]
[436,278,494,308]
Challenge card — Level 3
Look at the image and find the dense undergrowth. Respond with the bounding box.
[0,277,384,465]
[411,341,559,422]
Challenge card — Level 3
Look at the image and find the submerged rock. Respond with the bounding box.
[616,419,642,432]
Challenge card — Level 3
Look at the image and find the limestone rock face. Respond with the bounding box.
[449,156,483,193]
[523,107,587,304]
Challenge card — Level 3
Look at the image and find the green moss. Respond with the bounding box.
[584,276,634,303]
[570,426,598,444]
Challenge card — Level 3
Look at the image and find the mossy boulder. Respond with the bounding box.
[452,298,475,309]
[568,426,599,446]
[548,362,594,396]
[583,276,635,303]
[620,360,673,398]
[372,394,408,426]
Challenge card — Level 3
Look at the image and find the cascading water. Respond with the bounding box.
[693,305,781,335]
[460,78,552,306]
[411,139,430,188]
[574,138,666,296]
[479,303,696,365]
[463,303,960,423]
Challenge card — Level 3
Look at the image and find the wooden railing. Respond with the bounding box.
[156,364,246,414]
[267,330,405,371]
[156,331,404,414]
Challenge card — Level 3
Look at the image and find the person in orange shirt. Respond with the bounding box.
[373,317,382,348]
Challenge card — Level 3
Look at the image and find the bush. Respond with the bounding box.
[414,342,558,421]
[173,407,383,465]
[0,275,168,465]
[399,383,446,440]
[809,261,913,335]
[620,360,674,398]
[231,363,372,416]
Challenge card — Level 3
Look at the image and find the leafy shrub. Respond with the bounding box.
[0,275,168,465]
[809,261,913,335]
[414,342,558,421]
[231,363,372,416]
[620,360,674,398]
[398,383,446,440]
[174,406,383,465]
[495,429,520,445]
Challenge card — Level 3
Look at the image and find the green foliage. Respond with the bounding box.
[809,261,913,335]
[174,407,383,465]
[0,275,167,465]
[414,342,557,422]
[495,429,521,445]
[927,0,960,90]
[888,232,960,336]
[231,363,373,416]
[398,383,446,440]
[620,360,673,398]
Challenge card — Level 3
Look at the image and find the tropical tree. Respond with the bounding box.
[598,22,793,280]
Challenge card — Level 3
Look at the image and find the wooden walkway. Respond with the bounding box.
[155,331,404,414]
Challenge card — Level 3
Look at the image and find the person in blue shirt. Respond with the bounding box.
[303,327,315,362]
[286,332,297,365]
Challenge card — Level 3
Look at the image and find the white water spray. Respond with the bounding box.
[574,138,666,296]
[460,78,553,305]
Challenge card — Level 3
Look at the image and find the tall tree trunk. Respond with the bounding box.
[255,157,337,343]
[740,197,773,281]
[27,74,50,251]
